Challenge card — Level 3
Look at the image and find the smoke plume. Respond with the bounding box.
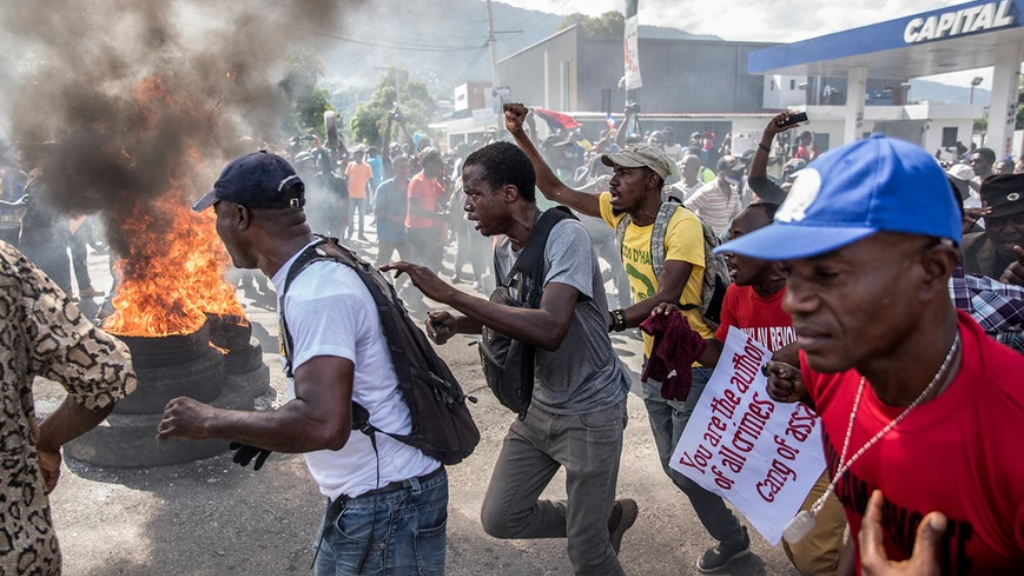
[0,0,357,256]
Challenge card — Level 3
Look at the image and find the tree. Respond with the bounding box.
[558,11,625,38]
[279,50,336,138]
[349,68,436,147]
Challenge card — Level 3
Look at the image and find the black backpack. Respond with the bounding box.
[479,207,578,419]
[280,237,479,466]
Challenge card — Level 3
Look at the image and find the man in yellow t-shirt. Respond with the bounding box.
[505,102,750,572]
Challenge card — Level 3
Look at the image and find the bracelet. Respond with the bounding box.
[611,309,627,332]
[758,142,771,153]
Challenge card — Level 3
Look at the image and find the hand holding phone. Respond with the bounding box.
[779,112,808,128]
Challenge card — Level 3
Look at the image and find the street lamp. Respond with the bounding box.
[970,76,984,105]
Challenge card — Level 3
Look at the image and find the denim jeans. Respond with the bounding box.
[641,367,745,545]
[314,467,448,576]
[480,400,627,576]
[347,198,367,237]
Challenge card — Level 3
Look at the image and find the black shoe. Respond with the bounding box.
[697,527,750,573]
[608,498,639,555]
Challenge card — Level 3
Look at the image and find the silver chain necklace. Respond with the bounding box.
[782,331,961,543]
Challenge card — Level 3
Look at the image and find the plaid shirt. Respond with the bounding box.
[950,265,1024,353]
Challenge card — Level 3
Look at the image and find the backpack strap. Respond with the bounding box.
[278,237,398,441]
[650,201,680,280]
[614,213,631,262]
[502,206,578,306]
[280,238,332,379]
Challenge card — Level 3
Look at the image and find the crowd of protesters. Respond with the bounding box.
[3,96,1024,576]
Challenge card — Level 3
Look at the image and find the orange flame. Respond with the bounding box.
[103,189,245,337]
[102,76,245,337]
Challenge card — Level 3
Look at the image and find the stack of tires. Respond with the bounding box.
[66,321,262,468]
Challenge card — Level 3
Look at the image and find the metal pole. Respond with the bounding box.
[395,69,401,108]
[486,0,502,132]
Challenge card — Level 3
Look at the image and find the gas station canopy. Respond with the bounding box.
[748,0,1024,78]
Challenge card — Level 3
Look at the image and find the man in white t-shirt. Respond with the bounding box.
[157,151,446,575]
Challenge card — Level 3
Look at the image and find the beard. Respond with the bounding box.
[611,207,624,217]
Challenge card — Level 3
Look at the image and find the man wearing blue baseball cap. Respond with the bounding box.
[722,135,1024,574]
[159,151,448,575]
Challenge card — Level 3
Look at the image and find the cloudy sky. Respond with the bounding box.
[488,0,995,89]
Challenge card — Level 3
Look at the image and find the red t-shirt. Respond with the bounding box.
[801,310,1024,574]
[405,173,444,229]
[714,284,795,353]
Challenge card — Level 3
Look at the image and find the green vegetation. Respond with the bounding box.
[558,11,625,38]
[349,67,436,147]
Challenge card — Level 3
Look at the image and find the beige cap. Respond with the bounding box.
[601,143,675,180]
[946,164,974,182]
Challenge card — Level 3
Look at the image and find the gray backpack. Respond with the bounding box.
[614,201,730,329]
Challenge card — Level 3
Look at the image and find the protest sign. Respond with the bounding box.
[669,326,825,545]
[624,15,642,90]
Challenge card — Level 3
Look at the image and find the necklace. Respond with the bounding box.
[782,331,961,543]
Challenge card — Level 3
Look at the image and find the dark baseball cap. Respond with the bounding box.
[980,173,1024,218]
[192,151,304,212]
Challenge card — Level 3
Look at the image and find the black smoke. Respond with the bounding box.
[0,0,356,256]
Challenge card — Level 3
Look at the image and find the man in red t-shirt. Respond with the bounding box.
[721,135,1024,574]
[405,148,447,272]
[654,202,849,576]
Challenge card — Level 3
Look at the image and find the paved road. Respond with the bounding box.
[35,230,802,575]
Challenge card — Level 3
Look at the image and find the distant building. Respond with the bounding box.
[437,21,983,161]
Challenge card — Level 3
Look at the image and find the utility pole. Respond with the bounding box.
[486,0,501,132]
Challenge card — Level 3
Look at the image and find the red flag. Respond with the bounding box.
[533,108,581,131]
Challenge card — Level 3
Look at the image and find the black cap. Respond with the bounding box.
[192,151,304,212]
[980,173,1024,218]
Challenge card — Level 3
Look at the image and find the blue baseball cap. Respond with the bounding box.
[716,135,961,260]
[192,151,304,212]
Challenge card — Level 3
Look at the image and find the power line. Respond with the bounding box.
[292,24,486,52]
[453,46,489,86]
[515,0,574,34]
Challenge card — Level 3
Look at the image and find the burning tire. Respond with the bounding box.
[206,313,252,351]
[224,336,272,399]
[117,323,212,368]
[112,348,226,415]
[227,364,271,399]
[65,378,254,468]
[223,336,264,375]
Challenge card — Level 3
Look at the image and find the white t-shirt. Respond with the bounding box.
[272,246,438,500]
[663,143,685,163]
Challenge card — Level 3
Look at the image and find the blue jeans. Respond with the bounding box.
[641,367,745,545]
[314,467,448,576]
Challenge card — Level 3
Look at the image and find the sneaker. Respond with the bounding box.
[697,527,750,573]
[607,498,639,555]
[79,286,105,298]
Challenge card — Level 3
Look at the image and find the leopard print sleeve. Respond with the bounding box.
[7,244,137,409]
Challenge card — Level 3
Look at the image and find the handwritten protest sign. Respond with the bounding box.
[669,326,825,545]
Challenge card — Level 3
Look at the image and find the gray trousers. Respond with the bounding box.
[641,367,745,545]
[480,400,627,576]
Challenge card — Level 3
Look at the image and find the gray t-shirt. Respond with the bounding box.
[494,218,630,415]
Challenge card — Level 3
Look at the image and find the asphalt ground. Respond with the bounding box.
[32,222,802,575]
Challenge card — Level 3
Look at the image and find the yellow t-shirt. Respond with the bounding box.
[598,192,714,357]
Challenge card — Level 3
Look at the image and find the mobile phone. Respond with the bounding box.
[780,112,808,127]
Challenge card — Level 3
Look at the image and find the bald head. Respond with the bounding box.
[681,154,702,181]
